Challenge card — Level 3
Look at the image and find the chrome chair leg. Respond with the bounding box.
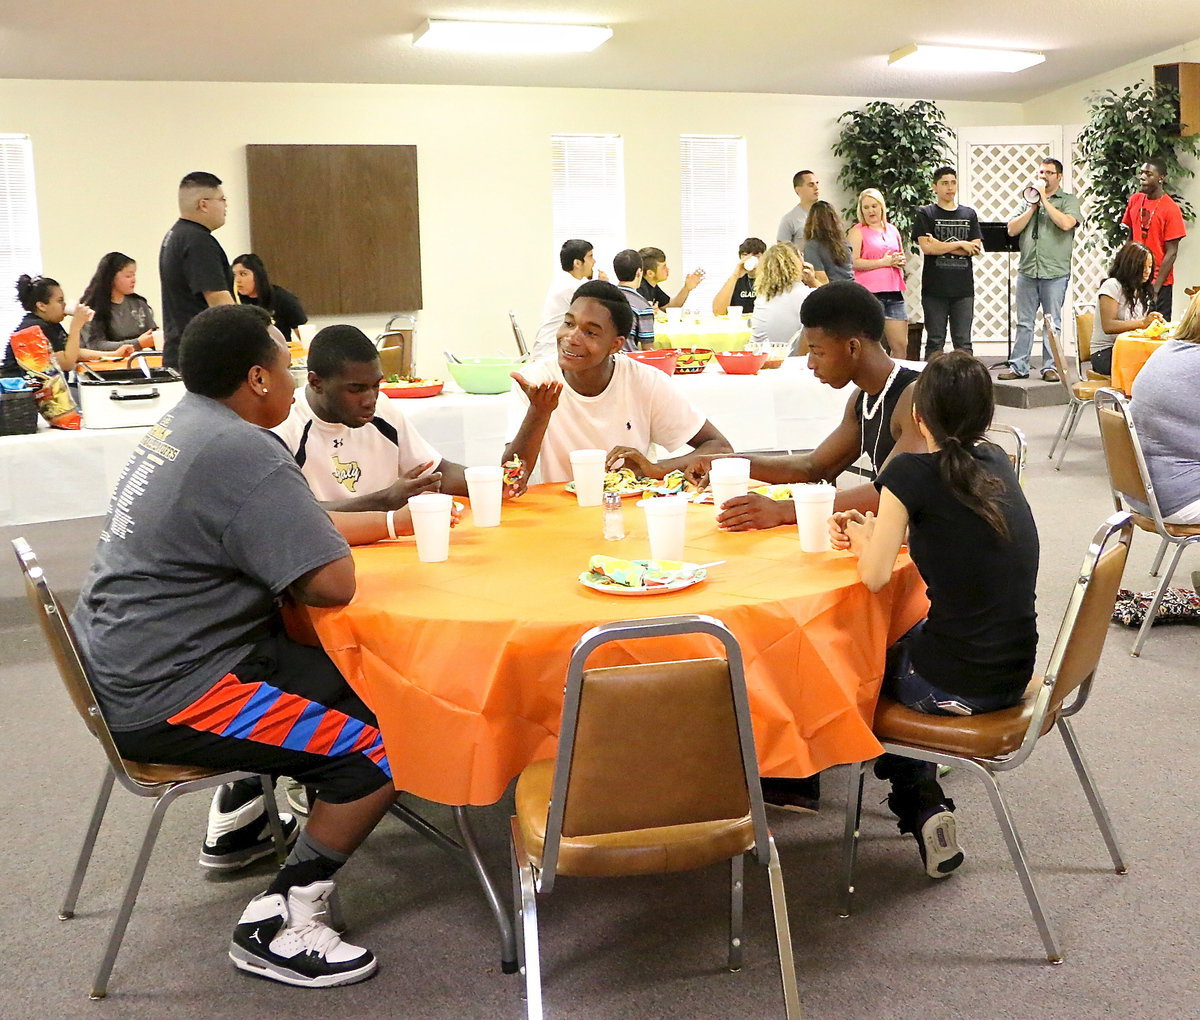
[510,821,543,1020]
[728,853,744,972]
[454,806,518,973]
[1054,401,1083,470]
[1056,719,1127,874]
[508,821,527,997]
[971,761,1062,964]
[764,835,802,1020]
[1048,401,1075,461]
[61,767,115,921]
[839,761,866,919]
[90,787,178,999]
[1147,535,1169,578]
[1131,542,1187,656]
[260,775,287,863]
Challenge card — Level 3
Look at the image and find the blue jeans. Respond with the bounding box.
[1009,274,1069,377]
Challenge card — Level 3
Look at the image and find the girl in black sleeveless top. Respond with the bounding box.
[832,351,1039,880]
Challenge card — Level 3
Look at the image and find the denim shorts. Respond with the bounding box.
[872,290,907,322]
[884,621,1025,716]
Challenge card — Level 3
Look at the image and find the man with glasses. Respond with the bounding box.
[159,171,235,368]
[1121,158,1186,318]
[998,158,1083,382]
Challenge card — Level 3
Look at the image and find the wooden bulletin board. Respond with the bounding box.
[245,144,422,315]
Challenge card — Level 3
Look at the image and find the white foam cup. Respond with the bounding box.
[569,448,607,507]
[639,494,689,562]
[709,457,751,511]
[465,465,503,528]
[791,483,836,553]
[408,492,454,562]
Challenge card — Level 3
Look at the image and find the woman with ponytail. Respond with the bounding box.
[830,351,1039,880]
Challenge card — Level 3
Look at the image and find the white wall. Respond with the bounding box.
[1023,36,1200,302]
[0,79,1019,372]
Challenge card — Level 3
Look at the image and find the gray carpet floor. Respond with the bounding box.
[2,400,1197,1019]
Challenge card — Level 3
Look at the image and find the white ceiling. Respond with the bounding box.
[4,1,1197,103]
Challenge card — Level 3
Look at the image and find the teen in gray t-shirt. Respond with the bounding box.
[71,391,349,730]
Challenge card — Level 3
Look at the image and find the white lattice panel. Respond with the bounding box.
[1067,130,1107,343]
[966,142,1048,344]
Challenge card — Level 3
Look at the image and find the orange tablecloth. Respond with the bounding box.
[1110,334,1168,394]
[309,487,929,806]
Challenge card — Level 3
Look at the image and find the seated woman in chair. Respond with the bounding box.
[1090,241,1161,377]
[1129,290,1200,524]
[504,279,732,484]
[832,351,1040,878]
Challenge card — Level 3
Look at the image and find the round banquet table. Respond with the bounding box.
[308,486,929,807]
[1110,333,1168,394]
[654,316,751,352]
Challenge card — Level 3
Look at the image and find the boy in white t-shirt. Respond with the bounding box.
[274,325,467,509]
[505,280,731,484]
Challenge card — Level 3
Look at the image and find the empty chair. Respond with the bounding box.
[11,537,286,999]
[510,615,800,1019]
[1094,387,1200,655]
[840,513,1133,964]
[1046,323,1106,470]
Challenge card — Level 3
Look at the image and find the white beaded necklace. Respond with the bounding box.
[861,360,902,471]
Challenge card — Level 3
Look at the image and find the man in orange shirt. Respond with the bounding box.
[1121,158,1186,318]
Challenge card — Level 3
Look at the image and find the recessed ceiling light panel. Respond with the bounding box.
[412,19,613,54]
[888,44,1045,73]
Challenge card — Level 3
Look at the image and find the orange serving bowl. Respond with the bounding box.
[672,347,714,374]
[715,350,769,375]
[627,349,679,375]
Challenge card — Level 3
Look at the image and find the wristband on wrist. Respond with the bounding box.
[386,510,398,540]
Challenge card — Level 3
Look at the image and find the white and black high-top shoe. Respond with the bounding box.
[199,789,298,870]
[228,881,376,988]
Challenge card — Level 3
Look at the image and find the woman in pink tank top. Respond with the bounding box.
[849,188,909,354]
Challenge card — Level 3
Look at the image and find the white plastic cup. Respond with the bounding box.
[408,492,454,562]
[465,465,503,528]
[792,483,836,553]
[709,457,751,511]
[569,448,607,507]
[726,310,744,326]
[639,494,690,562]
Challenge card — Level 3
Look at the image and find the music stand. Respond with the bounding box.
[981,222,1020,360]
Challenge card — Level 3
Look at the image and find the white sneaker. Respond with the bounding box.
[199,788,298,870]
[917,808,965,879]
[228,881,376,988]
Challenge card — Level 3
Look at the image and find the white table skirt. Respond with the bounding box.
[0,359,895,527]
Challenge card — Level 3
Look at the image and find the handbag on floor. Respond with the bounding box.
[1111,588,1200,627]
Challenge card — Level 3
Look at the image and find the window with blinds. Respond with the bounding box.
[680,135,748,310]
[551,134,626,277]
[0,135,42,334]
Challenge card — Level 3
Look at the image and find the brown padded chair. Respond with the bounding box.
[510,615,800,1019]
[1074,310,1112,382]
[839,513,1133,964]
[1046,323,1106,470]
[11,538,286,999]
[1094,388,1200,656]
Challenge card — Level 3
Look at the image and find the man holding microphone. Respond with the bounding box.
[998,158,1084,382]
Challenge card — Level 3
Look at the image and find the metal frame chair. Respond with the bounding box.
[11,538,287,999]
[984,422,1027,484]
[1094,388,1200,656]
[509,310,530,358]
[509,615,800,1019]
[839,513,1133,964]
[1046,323,1106,470]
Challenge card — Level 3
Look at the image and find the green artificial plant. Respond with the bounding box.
[832,99,956,248]
[1075,80,1200,254]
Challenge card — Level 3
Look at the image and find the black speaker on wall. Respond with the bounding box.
[1154,62,1200,137]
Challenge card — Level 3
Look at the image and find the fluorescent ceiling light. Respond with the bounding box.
[888,44,1045,73]
[412,19,613,54]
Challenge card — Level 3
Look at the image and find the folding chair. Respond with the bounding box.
[1094,388,1200,655]
[510,615,800,1018]
[840,513,1133,964]
[984,422,1027,484]
[509,310,530,358]
[11,538,286,999]
[1046,323,1106,470]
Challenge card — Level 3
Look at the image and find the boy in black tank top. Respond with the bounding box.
[684,281,924,532]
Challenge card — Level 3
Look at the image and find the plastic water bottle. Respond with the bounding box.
[603,491,625,541]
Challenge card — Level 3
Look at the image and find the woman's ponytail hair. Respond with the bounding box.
[913,352,1010,540]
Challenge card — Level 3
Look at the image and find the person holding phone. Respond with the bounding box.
[849,188,909,355]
